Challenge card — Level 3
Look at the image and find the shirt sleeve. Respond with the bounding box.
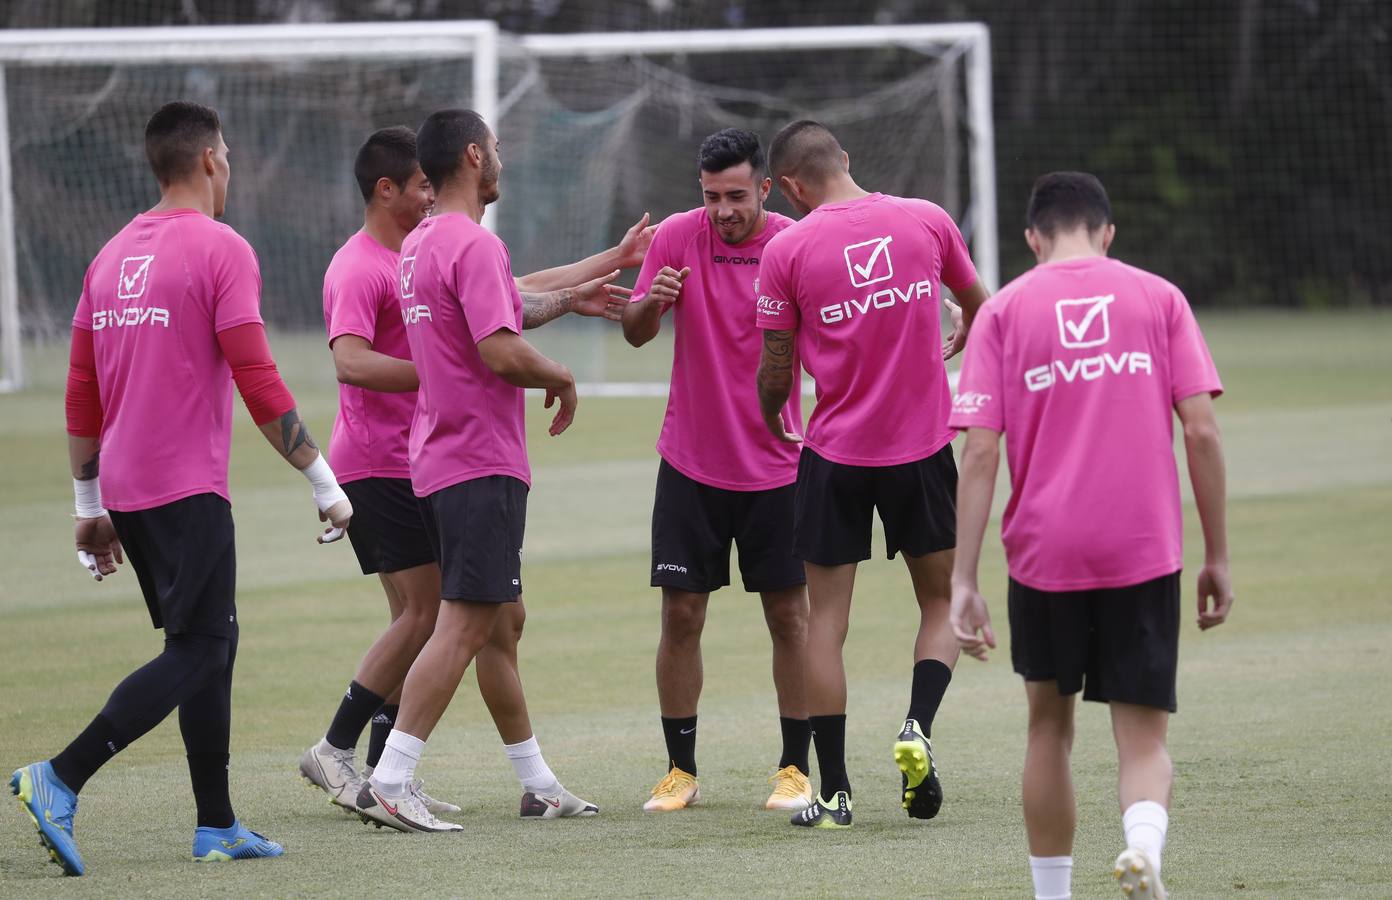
[1166,287,1223,403]
[630,216,677,302]
[212,231,265,334]
[455,235,523,345]
[948,302,1005,432]
[72,267,94,331]
[325,267,382,347]
[755,235,800,331]
[934,207,980,296]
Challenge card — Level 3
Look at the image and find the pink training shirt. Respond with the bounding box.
[322,230,415,483]
[756,193,979,466]
[399,213,529,496]
[631,207,803,491]
[72,209,264,511]
[948,255,1223,591]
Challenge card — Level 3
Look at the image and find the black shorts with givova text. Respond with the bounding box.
[650,459,805,595]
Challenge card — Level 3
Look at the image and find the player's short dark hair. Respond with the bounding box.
[354,126,419,203]
[768,119,844,184]
[144,101,222,185]
[1026,172,1113,237]
[698,128,765,176]
[416,109,490,187]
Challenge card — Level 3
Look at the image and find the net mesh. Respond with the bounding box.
[1,34,978,392]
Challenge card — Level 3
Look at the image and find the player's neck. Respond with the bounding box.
[812,175,869,209]
[431,182,486,224]
[149,183,213,217]
[362,207,408,253]
[1038,232,1106,264]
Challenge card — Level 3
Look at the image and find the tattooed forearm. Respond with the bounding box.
[757,329,796,422]
[521,290,574,329]
[78,449,100,481]
[276,407,318,458]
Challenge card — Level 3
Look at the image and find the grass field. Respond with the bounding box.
[1,311,1390,898]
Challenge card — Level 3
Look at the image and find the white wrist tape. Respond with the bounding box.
[73,478,106,519]
[301,453,347,511]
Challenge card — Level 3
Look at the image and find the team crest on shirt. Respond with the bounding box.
[842,235,894,288]
[399,255,417,299]
[1054,295,1115,348]
[116,255,155,299]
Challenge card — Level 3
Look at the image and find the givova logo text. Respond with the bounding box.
[92,307,170,330]
[820,278,934,325]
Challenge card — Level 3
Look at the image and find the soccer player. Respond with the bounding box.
[300,127,650,819]
[948,172,1233,900]
[622,128,813,813]
[754,120,989,829]
[10,100,353,874]
[352,108,597,832]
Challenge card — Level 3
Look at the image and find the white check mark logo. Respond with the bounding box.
[850,236,892,281]
[1062,296,1113,343]
[120,256,153,295]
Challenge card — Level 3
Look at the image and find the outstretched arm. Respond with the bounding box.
[514,213,654,293]
[521,270,631,330]
[755,328,802,444]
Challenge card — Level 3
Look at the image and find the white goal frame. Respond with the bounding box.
[0,21,995,394]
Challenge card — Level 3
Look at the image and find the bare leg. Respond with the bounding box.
[656,589,709,717]
[394,599,503,740]
[352,563,440,698]
[476,598,532,745]
[903,548,959,669]
[760,585,808,718]
[1111,703,1173,810]
[802,563,855,715]
[1023,681,1077,857]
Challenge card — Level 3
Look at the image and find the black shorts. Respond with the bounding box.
[1008,571,1181,712]
[792,444,957,566]
[343,478,436,576]
[418,476,526,603]
[108,493,238,639]
[650,459,805,594]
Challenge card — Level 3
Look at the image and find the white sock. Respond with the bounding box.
[370,729,425,798]
[1029,855,1073,900]
[1122,800,1169,876]
[504,735,560,795]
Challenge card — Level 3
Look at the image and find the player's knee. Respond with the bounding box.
[661,594,707,640]
[165,632,231,684]
[1027,712,1074,749]
[490,603,525,649]
[764,597,808,642]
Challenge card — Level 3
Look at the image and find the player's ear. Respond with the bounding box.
[1100,223,1117,253]
[841,150,850,173]
[375,176,395,202]
[201,145,216,178]
[1025,228,1043,260]
[758,176,772,202]
[467,143,483,170]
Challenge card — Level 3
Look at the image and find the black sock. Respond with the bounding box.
[809,714,850,798]
[186,752,234,829]
[660,715,698,776]
[907,659,953,737]
[366,703,398,770]
[324,680,387,752]
[777,717,812,775]
[50,713,126,794]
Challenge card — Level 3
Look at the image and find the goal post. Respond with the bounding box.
[0,20,501,392]
[0,20,994,394]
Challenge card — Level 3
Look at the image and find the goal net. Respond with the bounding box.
[0,22,994,392]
